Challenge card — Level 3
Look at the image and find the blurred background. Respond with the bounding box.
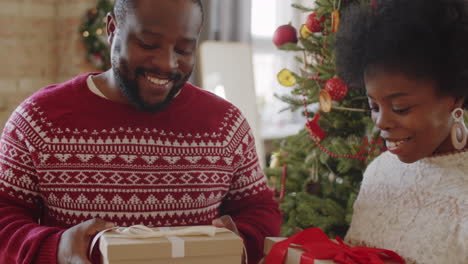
[0,0,386,237]
[0,0,309,167]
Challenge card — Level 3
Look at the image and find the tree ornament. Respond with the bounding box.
[331,10,340,33]
[270,152,282,168]
[306,180,321,195]
[324,77,348,101]
[319,89,332,112]
[273,24,298,47]
[306,12,326,33]
[277,69,297,87]
[328,172,336,182]
[300,24,312,39]
[305,113,327,141]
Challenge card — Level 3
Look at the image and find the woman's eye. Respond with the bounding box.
[369,104,379,112]
[392,107,411,114]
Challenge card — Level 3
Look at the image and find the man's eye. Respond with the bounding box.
[140,42,158,50]
[137,38,159,50]
[175,48,192,55]
[176,49,191,55]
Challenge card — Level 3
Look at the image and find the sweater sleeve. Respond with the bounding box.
[220,118,282,264]
[0,109,64,264]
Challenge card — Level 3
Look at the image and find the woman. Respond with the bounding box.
[336,0,468,263]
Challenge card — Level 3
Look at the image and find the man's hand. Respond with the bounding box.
[212,215,240,236]
[212,215,246,263]
[57,218,115,264]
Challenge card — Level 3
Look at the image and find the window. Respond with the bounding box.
[251,0,306,140]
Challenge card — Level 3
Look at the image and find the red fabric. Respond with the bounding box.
[35,232,64,264]
[221,191,282,264]
[0,199,63,264]
[0,73,281,263]
[265,228,405,264]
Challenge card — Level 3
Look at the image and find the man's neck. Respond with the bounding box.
[92,70,130,105]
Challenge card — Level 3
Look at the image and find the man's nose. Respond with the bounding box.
[151,48,178,72]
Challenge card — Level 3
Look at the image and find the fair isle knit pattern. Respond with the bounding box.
[2,101,265,227]
[345,151,468,264]
[0,74,280,264]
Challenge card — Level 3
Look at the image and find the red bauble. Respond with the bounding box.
[273,24,298,47]
[324,77,348,101]
[306,12,326,33]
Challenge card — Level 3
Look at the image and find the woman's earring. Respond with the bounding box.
[451,108,467,150]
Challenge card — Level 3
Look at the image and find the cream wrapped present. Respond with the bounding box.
[94,225,244,264]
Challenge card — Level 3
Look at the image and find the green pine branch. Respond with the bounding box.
[266,0,377,238]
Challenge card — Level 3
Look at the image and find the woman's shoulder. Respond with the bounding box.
[363,151,398,177]
[363,149,468,186]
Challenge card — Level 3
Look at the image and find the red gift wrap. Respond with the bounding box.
[265,228,406,264]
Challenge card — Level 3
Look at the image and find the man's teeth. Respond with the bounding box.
[146,76,170,85]
[387,139,408,148]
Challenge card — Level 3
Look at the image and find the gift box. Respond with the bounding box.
[264,237,334,264]
[263,228,406,264]
[97,225,244,264]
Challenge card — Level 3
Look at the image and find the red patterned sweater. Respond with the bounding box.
[0,73,281,264]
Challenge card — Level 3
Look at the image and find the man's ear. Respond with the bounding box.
[106,12,117,44]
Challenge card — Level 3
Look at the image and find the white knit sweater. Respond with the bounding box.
[345,151,468,264]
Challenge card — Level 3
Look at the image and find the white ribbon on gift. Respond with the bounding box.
[89,225,235,260]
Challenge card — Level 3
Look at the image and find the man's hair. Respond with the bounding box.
[114,0,204,24]
[336,0,468,108]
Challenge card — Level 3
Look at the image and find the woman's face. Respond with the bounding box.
[365,70,460,163]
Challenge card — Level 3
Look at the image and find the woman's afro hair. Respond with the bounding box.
[336,0,468,107]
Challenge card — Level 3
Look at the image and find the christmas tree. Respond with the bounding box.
[80,0,114,70]
[266,0,385,238]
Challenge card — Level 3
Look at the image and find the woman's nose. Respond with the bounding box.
[373,110,395,131]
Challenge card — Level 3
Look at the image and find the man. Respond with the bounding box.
[0,0,281,263]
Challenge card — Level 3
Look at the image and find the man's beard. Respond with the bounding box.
[112,62,187,113]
